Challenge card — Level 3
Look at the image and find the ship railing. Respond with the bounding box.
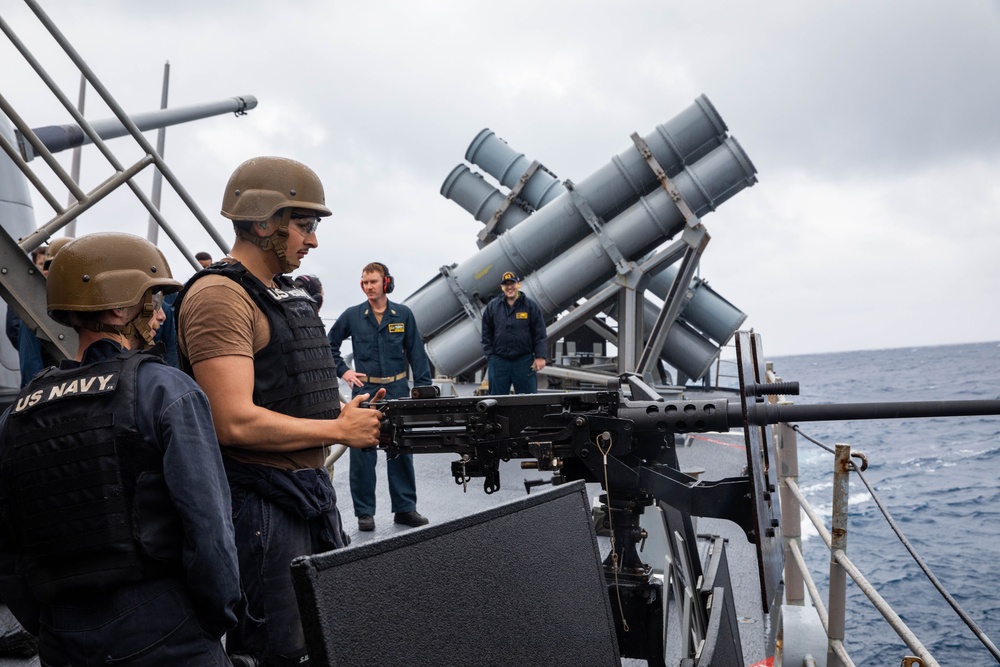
[712,341,740,391]
[1,0,251,362]
[0,0,231,267]
[775,416,1000,667]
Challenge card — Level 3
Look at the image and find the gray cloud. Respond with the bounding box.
[3,0,997,355]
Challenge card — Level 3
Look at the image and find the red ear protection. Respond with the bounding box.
[360,263,395,294]
[377,262,394,294]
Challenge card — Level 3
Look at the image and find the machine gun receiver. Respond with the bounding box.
[372,350,786,614]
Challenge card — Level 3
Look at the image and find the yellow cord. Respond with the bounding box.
[596,432,629,633]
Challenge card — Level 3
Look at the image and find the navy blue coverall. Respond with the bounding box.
[480,292,548,394]
[328,300,432,517]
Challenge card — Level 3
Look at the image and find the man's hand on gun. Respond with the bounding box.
[337,388,387,447]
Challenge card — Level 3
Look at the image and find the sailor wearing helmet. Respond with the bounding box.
[0,232,240,664]
[175,156,384,666]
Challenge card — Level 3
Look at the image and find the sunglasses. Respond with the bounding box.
[150,290,165,314]
[290,212,321,235]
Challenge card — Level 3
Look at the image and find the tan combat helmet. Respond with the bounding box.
[41,236,73,272]
[47,233,181,347]
[221,156,332,274]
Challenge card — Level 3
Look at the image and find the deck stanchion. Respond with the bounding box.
[778,418,804,605]
[827,444,851,667]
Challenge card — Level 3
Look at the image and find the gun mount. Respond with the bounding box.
[372,332,1000,665]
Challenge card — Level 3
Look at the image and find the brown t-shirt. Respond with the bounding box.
[178,268,326,470]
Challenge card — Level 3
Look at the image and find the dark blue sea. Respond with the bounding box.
[769,341,1000,666]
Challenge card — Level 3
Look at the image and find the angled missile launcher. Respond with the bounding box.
[444,148,748,380]
[447,94,729,244]
[413,95,737,337]
[418,95,754,379]
[445,116,748,349]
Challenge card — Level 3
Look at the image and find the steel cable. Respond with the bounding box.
[793,424,1000,664]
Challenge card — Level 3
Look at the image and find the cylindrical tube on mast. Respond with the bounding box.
[24,95,258,157]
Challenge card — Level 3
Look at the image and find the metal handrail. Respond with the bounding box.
[713,352,740,390]
[786,538,830,630]
[779,425,942,666]
[1,1,231,268]
[790,421,1000,664]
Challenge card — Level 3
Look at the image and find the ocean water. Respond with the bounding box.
[768,341,1000,666]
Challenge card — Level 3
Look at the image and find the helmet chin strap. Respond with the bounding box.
[236,209,298,274]
[81,293,160,349]
[82,320,155,349]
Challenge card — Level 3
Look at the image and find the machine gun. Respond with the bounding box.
[370,332,1000,665]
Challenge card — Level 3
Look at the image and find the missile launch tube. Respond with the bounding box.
[671,274,747,345]
[410,98,737,337]
[605,291,720,380]
[464,129,563,210]
[440,164,531,228]
[570,265,745,380]
[24,95,258,157]
[440,95,726,243]
[658,320,721,381]
[521,137,759,314]
[464,94,727,216]
[426,137,757,376]
[442,96,726,241]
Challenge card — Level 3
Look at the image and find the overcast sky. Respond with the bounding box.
[2,0,998,358]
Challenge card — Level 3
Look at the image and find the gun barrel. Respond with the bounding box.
[623,396,1000,435]
[758,399,1000,425]
[384,394,1000,444]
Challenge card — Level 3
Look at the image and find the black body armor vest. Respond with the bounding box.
[0,349,181,602]
[177,262,340,420]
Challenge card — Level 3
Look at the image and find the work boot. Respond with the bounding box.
[394,511,429,527]
[358,515,375,531]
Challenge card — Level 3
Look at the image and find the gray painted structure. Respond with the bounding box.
[420,117,756,377]
[0,94,257,390]
[414,95,731,337]
[19,96,257,161]
[441,123,749,380]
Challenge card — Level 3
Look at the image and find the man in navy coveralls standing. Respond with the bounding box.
[480,271,548,395]
[328,261,432,532]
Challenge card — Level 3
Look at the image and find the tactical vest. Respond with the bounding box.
[0,349,181,602]
[177,262,340,419]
